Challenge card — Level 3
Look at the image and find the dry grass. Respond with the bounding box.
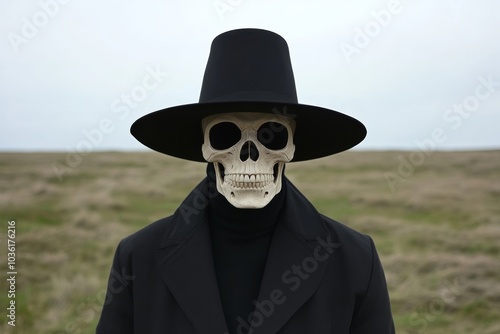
[0,150,499,333]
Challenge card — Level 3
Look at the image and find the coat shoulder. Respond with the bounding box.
[118,216,174,254]
[319,214,375,275]
[320,214,372,249]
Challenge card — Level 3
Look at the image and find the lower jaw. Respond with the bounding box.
[215,178,283,208]
[212,162,284,208]
[221,189,275,209]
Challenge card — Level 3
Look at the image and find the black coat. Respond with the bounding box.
[96,178,395,334]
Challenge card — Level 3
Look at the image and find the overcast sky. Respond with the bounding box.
[1,0,499,153]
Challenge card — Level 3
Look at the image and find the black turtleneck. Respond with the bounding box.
[206,164,285,334]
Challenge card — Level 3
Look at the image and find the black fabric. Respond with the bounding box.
[96,177,395,333]
[199,29,298,104]
[207,164,285,333]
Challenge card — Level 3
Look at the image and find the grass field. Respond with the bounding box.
[1,150,499,333]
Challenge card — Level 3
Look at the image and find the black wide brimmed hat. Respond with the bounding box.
[131,28,366,162]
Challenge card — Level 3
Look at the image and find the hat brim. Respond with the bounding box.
[131,101,366,162]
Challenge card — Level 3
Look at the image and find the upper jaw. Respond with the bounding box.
[214,162,282,190]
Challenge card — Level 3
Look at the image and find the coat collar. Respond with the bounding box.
[155,177,332,334]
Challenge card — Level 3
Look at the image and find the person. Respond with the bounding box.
[96,28,395,334]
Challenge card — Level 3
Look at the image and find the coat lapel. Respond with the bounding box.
[155,179,229,334]
[154,177,334,334]
[251,179,333,334]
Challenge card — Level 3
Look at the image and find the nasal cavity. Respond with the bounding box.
[240,141,260,161]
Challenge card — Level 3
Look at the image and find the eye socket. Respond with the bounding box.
[257,122,289,150]
[209,122,241,150]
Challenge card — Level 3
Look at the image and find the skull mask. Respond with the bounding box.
[202,112,296,209]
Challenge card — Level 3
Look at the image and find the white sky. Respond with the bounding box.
[1,0,499,152]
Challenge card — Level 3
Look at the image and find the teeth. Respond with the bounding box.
[223,173,275,189]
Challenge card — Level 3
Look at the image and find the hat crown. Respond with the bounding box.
[199,29,298,104]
